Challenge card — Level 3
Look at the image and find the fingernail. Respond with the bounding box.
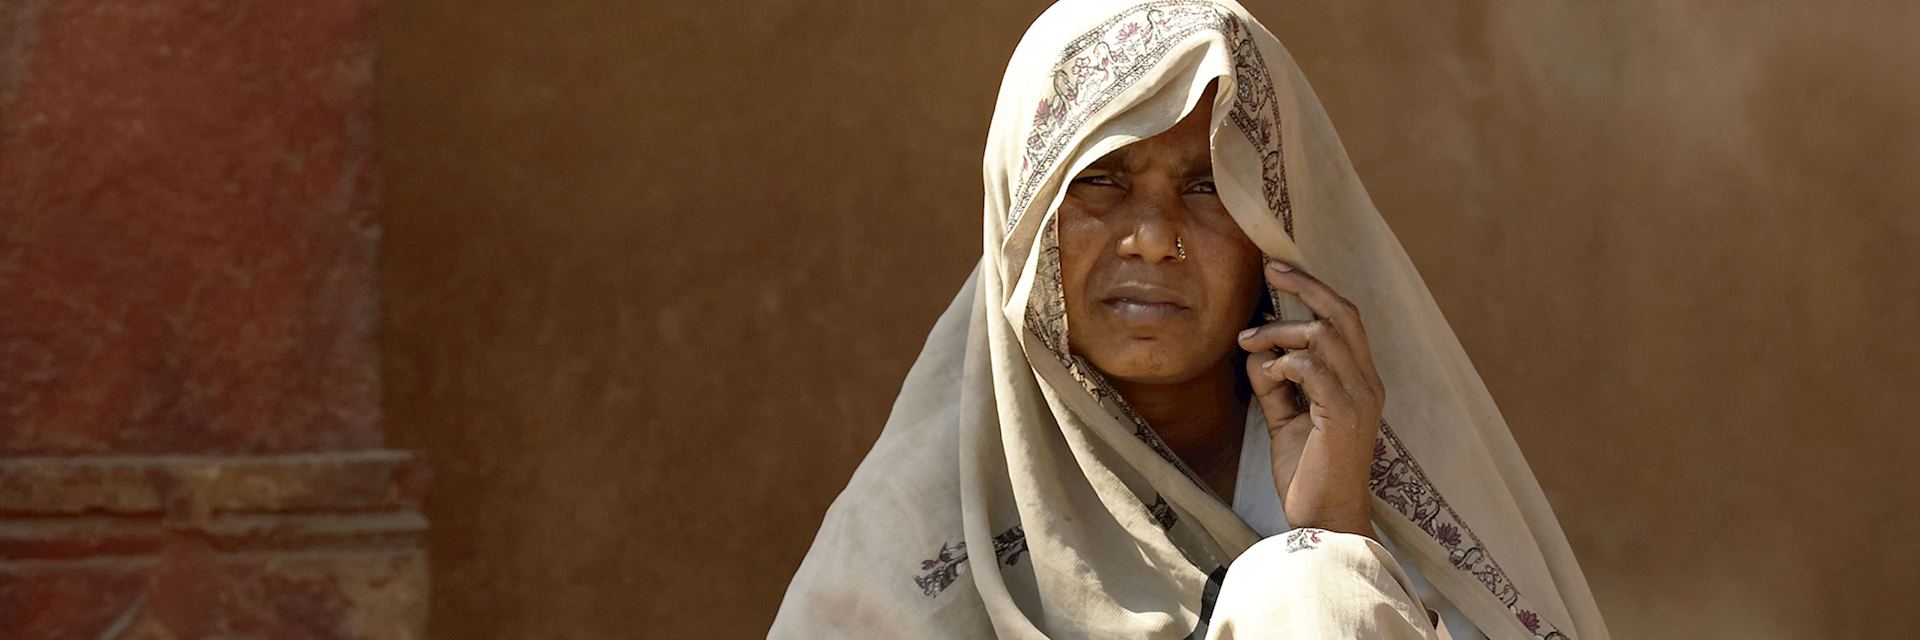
[1268,260,1294,273]
[1238,328,1257,341]
[1262,359,1277,370]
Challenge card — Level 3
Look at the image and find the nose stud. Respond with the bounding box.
[1174,235,1187,261]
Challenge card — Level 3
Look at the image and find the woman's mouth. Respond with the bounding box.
[1100,298,1191,325]
[1096,282,1193,327]
[1097,281,1192,326]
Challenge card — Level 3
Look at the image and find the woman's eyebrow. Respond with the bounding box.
[1086,153,1127,170]
[1179,149,1214,179]
[1080,148,1210,176]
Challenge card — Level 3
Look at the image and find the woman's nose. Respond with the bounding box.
[1116,212,1181,264]
[1113,192,1182,261]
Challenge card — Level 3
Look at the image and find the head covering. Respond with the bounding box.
[770,1,1608,638]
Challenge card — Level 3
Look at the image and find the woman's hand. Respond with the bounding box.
[1236,260,1385,538]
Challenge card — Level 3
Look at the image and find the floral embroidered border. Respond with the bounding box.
[1008,1,1293,237]
[1282,527,1323,553]
[912,525,1032,598]
[912,541,967,597]
[1372,422,1569,639]
[993,525,1031,566]
[1147,493,1180,530]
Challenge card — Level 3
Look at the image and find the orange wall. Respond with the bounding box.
[377,1,1920,637]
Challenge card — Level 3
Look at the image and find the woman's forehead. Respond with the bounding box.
[1086,122,1215,177]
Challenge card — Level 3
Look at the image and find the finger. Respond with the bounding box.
[1239,320,1378,402]
[1261,262,1383,396]
[1260,350,1357,427]
[1244,349,1302,422]
[1236,320,1315,353]
[1263,261,1375,370]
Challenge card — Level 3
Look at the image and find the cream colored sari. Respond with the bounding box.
[770,1,1608,638]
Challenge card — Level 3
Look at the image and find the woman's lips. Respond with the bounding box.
[1101,282,1191,308]
[1096,282,1192,327]
[1100,298,1191,325]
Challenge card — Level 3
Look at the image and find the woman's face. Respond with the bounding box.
[1058,87,1266,385]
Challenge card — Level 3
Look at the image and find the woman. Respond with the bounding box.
[771,1,1607,638]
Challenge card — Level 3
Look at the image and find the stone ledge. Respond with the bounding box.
[0,545,428,638]
[0,512,428,560]
[0,453,431,637]
[0,451,429,517]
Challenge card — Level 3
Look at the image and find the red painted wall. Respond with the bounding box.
[2,2,425,637]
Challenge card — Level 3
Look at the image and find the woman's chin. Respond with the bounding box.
[1094,348,1210,385]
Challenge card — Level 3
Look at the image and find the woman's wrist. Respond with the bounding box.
[1291,502,1375,540]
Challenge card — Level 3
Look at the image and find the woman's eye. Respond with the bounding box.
[1072,174,1120,188]
[1188,181,1218,195]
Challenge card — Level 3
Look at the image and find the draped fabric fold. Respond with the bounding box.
[770,1,1608,638]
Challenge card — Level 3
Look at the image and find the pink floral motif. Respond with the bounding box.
[920,546,956,570]
[1518,609,1540,632]
[1117,22,1141,40]
[1282,527,1324,553]
[914,542,967,597]
[1435,522,1462,548]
